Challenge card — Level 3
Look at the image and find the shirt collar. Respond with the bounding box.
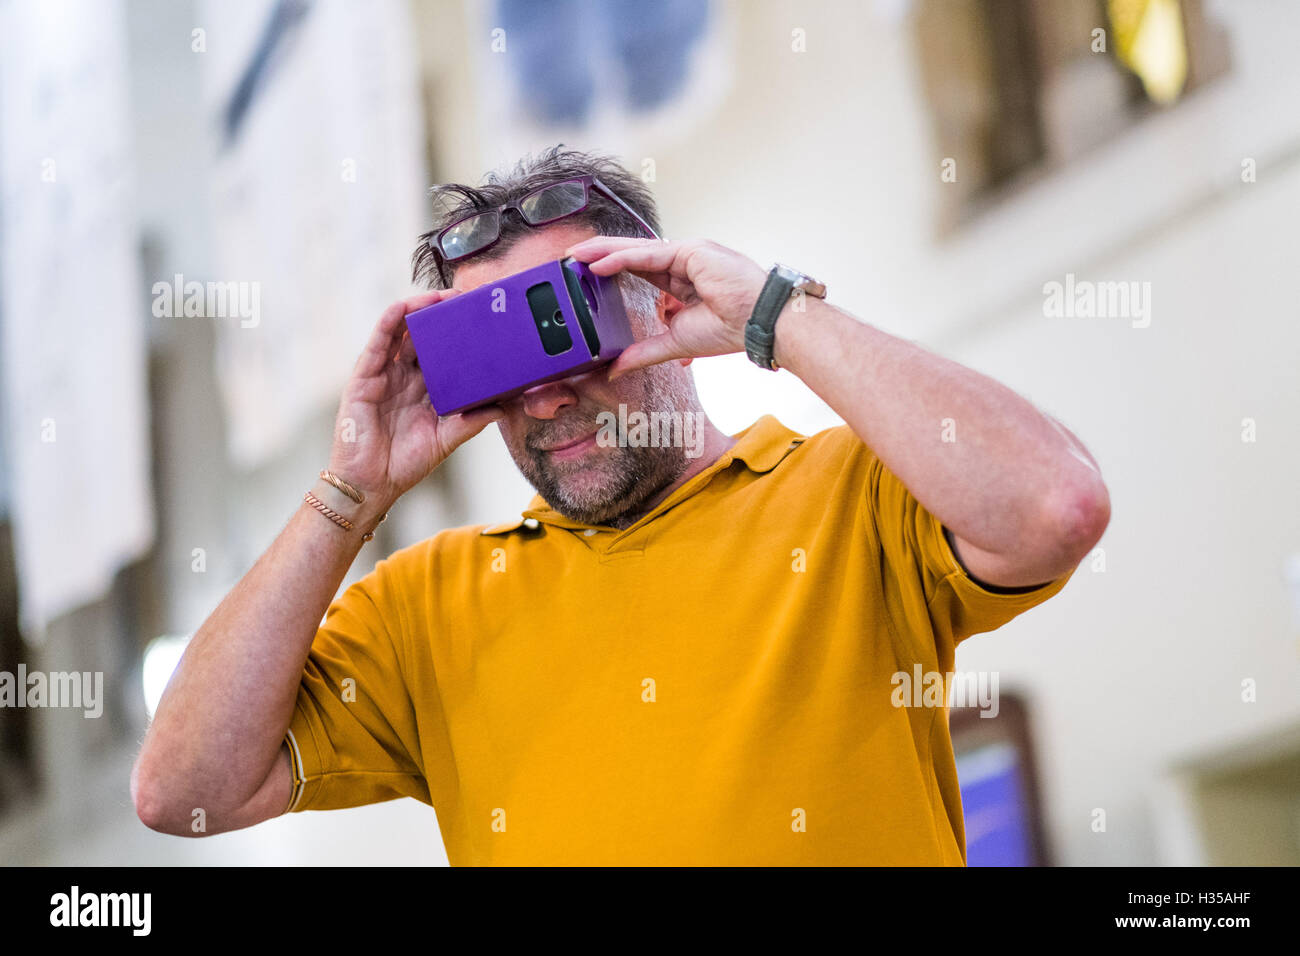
[726,413,808,473]
[481,415,806,536]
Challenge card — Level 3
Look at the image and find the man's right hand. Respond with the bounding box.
[325,290,505,516]
[132,289,508,838]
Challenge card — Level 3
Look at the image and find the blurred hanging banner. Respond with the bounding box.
[493,0,711,126]
[200,0,426,470]
[0,0,155,639]
[469,0,731,167]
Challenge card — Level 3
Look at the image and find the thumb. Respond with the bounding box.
[435,403,506,458]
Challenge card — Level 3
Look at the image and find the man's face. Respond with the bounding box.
[451,223,696,526]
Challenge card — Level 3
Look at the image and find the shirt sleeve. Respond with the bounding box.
[862,439,1075,653]
[281,557,431,814]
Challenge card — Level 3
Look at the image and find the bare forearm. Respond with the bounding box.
[564,234,1109,582]
[773,298,1107,564]
[133,481,386,829]
[130,288,499,834]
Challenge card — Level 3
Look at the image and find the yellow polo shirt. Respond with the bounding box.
[282,414,1072,864]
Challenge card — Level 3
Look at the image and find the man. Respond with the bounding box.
[132,147,1109,865]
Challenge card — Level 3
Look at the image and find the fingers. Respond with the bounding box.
[605,334,688,382]
[563,236,661,261]
[355,289,458,378]
[578,240,691,280]
[408,287,461,312]
[355,301,411,377]
[572,240,706,306]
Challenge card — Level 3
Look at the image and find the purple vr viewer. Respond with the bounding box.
[405,256,635,415]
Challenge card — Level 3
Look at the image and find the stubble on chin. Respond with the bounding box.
[516,439,686,527]
[506,359,699,526]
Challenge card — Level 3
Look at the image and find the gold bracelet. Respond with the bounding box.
[305,490,388,543]
[304,490,355,531]
[320,469,365,504]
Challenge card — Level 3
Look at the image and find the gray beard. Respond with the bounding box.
[509,364,699,528]
[516,439,687,528]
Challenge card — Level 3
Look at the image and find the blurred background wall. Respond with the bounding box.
[0,0,1297,866]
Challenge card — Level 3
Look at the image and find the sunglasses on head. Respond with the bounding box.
[431,175,660,264]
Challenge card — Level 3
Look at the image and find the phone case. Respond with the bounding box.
[405,257,635,415]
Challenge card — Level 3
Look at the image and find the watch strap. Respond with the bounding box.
[744,265,797,370]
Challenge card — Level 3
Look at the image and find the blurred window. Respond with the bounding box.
[951,693,1051,866]
[916,0,1230,231]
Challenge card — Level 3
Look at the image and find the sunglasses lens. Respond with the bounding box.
[520,180,587,224]
[440,210,500,259]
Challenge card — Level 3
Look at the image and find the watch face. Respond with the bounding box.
[792,275,827,299]
[774,263,825,298]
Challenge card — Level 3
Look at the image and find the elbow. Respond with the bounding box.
[130,757,171,834]
[131,754,197,837]
[1043,472,1111,568]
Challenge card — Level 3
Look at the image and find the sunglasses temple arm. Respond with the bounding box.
[592,179,662,241]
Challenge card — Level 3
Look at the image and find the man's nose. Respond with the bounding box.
[521,379,579,419]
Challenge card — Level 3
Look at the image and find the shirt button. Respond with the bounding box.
[523,518,540,530]
[583,529,598,536]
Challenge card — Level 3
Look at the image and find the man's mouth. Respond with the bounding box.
[535,430,600,458]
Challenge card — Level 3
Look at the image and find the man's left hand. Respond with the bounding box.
[563,236,769,380]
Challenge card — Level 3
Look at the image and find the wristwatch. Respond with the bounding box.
[743,263,827,370]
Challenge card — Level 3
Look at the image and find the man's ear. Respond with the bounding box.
[658,290,686,325]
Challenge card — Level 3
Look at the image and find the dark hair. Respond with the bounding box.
[411,145,662,290]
